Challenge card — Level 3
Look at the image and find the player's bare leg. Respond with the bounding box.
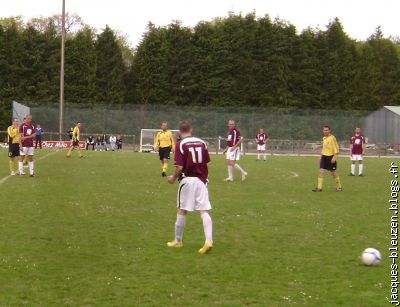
[350,161,356,176]
[18,155,26,175]
[358,161,364,176]
[66,146,73,157]
[331,170,342,191]
[224,160,234,181]
[162,158,168,177]
[8,157,16,175]
[234,162,248,181]
[199,210,213,254]
[167,209,186,248]
[28,155,34,176]
[313,168,324,192]
[257,150,261,161]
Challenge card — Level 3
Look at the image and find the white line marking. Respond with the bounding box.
[289,171,299,178]
[0,150,59,186]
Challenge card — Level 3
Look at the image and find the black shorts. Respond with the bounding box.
[8,143,20,158]
[320,155,337,171]
[72,140,80,147]
[159,147,172,160]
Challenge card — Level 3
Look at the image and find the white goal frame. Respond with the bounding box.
[139,129,180,152]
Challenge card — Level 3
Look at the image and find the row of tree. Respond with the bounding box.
[0,13,399,127]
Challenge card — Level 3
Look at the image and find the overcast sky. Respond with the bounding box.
[2,0,399,46]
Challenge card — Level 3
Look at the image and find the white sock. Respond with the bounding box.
[234,163,246,174]
[18,161,23,173]
[175,215,186,242]
[228,165,234,179]
[201,212,213,242]
[28,161,34,175]
[359,164,364,175]
[257,153,260,160]
[351,164,356,175]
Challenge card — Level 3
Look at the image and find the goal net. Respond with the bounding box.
[139,129,180,152]
[12,101,30,122]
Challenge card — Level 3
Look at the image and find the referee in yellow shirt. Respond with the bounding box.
[154,121,175,177]
[66,122,83,158]
[313,126,342,192]
[7,118,20,175]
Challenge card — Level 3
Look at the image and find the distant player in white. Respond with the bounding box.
[350,127,366,176]
[255,128,269,161]
[19,115,36,176]
[223,119,247,181]
[167,121,213,254]
[109,135,117,151]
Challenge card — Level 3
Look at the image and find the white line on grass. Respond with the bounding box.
[289,171,299,178]
[0,150,59,186]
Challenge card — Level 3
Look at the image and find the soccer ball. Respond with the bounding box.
[361,248,382,266]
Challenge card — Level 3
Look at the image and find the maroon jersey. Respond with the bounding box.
[350,134,365,155]
[174,136,210,183]
[256,133,268,145]
[227,128,240,147]
[19,123,35,147]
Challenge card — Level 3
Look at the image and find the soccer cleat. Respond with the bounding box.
[349,173,355,176]
[336,187,343,192]
[167,240,183,248]
[242,172,248,181]
[30,173,35,177]
[19,172,26,176]
[312,188,322,192]
[223,177,233,182]
[198,241,213,254]
[162,171,167,177]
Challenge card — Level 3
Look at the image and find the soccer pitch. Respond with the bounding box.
[0,150,388,306]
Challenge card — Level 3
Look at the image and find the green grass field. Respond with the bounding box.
[0,149,389,306]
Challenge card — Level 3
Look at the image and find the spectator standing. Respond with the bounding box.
[35,124,43,149]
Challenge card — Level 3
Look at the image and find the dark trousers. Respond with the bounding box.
[35,136,42,149]
[86,143,95,150]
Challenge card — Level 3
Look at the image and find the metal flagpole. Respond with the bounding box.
[59,0,66,141]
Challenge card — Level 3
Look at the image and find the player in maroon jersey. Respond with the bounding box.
[222,119,247,182]
[349,127,366,176]
[18,114,36,176]
[166,121,213,254]
[255,128,269,161]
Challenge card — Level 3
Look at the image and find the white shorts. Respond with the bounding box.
[257,144,266,151]
[20,147,34,156]
[177,177,212,212]
[350,154,363,161]
[226,147,241,161]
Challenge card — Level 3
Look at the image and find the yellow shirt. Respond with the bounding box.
[322,134,339,156]
[154,130,175,149]
[7,126,20,144]
[73,126,80,141]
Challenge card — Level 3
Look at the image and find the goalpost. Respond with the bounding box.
[139,129,180,152]
[218,136,245,155]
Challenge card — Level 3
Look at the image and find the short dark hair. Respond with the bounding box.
[179,121,191,133]
[323,125,331,130]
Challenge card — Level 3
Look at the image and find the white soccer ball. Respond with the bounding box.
[361,248,382,266]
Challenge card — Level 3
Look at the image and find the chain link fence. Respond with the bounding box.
[1,103,397,156]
